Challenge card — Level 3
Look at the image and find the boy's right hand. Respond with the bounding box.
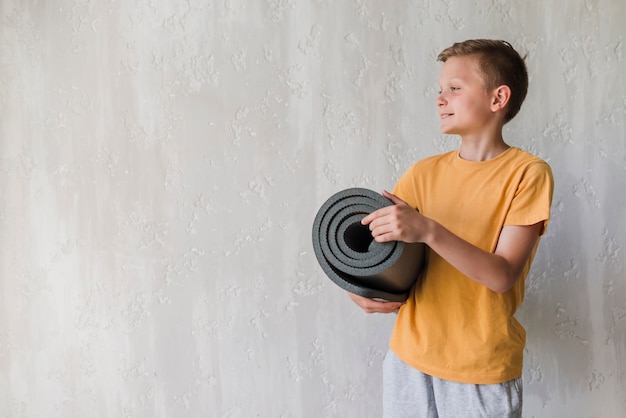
[347,292,404,314]
[361,190,428,244]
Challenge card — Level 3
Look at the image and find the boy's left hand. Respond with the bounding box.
[361,190,428,244]
[347,292,404,314]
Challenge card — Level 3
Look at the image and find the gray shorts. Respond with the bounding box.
[383,350,523,418]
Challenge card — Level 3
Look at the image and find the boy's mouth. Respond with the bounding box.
[440,113,454,119]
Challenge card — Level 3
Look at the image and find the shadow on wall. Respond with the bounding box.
[597,154,626,396]
[519,170,594,406]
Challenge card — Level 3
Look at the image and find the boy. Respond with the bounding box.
[349,39,554,417]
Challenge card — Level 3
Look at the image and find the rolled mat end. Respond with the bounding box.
[312,188,426,302]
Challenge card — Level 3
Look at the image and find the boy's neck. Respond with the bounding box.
[458,133,510,162]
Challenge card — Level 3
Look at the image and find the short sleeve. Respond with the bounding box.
[504,161,554,235]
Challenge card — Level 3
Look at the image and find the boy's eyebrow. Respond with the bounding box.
[439,77,463,86]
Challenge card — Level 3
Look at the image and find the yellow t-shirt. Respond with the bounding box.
[390,147,554,384]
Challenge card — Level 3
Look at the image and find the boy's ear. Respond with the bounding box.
[491,85,511,112]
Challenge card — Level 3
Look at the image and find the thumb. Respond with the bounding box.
[382,189,408,206]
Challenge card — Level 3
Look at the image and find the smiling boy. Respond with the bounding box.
[349,40,554,417]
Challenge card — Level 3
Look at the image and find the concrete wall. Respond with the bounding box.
[1,0,624,416]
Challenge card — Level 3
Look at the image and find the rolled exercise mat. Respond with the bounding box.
[312,188,426,302]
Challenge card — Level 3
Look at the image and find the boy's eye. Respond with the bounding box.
[438,87,459,95]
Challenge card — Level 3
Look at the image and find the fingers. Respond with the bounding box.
[382,190,408,206]
[361,210,397,243]
[361,206,390,226]
[360,190,414,243]
[362,190,407,226]
[347,292,404,314]
[361,190,400,225]
[370,223,396,243]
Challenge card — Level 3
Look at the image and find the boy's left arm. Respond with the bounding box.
[362,190,543,293]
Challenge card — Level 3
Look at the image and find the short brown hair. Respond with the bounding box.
[437,39,528,124]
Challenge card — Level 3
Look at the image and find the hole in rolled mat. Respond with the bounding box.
[343,222,374,253]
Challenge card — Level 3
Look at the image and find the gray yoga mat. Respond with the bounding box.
[312,188,426,302]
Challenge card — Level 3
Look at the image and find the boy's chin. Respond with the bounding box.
[440,126,455,135]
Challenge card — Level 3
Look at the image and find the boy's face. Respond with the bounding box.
[436,55,496,137]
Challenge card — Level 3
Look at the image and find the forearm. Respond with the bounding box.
[423,220,524,293]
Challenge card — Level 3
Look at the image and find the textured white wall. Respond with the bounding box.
[0,1,624,417]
